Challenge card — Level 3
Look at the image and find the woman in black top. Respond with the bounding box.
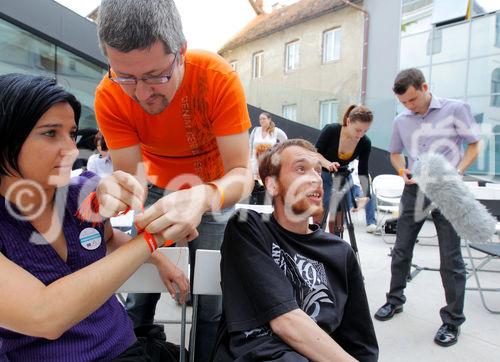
[314,105,373,235]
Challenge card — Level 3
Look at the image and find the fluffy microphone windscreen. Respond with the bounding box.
[412,153,496,244]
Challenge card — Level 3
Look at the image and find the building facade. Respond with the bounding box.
[219,0,365,129]
[399,0,500,176]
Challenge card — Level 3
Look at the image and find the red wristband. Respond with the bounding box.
[143,231,158,253]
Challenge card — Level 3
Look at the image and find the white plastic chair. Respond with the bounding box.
[463,185,500,313]
[118,247,190,362]
[485,182,500,190]
[189,249,222,362]
[235,203,273,213]
[110,210,135,234]
[371,175,404,238]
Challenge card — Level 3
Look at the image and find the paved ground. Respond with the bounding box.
[152,210,500,361]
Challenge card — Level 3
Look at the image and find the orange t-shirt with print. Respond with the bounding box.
[94,50,251,189]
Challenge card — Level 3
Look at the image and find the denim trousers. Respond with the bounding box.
[124,184,233,361]
[346,184,377,226]
[322,170,375,225]
[386,184,466,326]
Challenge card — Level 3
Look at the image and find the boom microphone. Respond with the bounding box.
[412,153,496,244]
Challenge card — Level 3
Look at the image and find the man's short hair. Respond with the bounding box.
[97,0,186,55]
[393,68,426,95]
[258,139,317,182]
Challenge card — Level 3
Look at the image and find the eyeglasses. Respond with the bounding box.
[108,53,178,85]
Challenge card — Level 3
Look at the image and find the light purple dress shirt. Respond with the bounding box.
[388,95,481,168]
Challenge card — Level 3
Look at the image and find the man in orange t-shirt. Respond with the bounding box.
[94,1,253,360]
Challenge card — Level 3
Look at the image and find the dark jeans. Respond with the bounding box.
[124,184,232,361]
[386,184,466,326]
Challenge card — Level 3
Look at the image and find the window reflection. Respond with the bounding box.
[56,48,106,130]
[0,17,105,131]
[468,55,500,96]
[0,18,55,77]
[431,22,468,63]
[430,61,467,98]
[491,68,500,107]
[471,13,500,57]
[400,31,431,68]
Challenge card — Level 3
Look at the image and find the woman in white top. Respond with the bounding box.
[87,131,113,178]
[249,112,287,178]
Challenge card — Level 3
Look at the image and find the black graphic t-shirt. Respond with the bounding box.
[212,210,378,362]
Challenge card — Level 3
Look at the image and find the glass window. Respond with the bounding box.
[431,22,469,63]
[282,104,297,121]
[252,51,263,79]
[56,48,106,129]
[492,68,500,107]
[429,61,467,98]
[468,55,500,96]
[426,28,442,55]
[230,61,237,71]
[466,96,500,176]
[432,0,468,26]
[322,28,341,63]
[470,13,500,58]
[496,13,500,48]
[319,100,339,129]
[0,18,55,77]
[400,31,431,68]
[468,97,491,124]
[401,0,433,35]
[471,1,500,17]
[285,40,300,72]
[403,0,433,14]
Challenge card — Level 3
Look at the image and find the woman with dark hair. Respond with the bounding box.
[313,105,374,235]
[0,74,188,361]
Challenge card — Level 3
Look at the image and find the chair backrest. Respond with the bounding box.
[468,185,500,201]
[372,174,404,198]
[110,210,135,229]
[192,249,222,296]
[118,247,189,293]
[485,182,500,189]
[235,203,273,213]
[70,168,84,178]
[464,181,479,188]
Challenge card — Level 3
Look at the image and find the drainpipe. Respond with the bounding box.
[340,0,369,105]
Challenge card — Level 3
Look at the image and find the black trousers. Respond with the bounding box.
[386,184,466,326]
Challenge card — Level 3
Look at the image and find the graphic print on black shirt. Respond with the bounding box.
[214,210,379,362]
[271,243,334,322]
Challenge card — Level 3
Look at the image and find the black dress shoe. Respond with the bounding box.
[374,302,403,321]
[434,323,460,347]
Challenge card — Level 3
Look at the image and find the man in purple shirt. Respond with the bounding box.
[373,68,481,347]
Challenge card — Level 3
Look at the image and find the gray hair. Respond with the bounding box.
[97,0,186,55]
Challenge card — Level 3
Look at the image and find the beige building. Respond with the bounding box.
[219,0,365,129]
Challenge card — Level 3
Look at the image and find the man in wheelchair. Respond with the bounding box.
[212,139,378,362]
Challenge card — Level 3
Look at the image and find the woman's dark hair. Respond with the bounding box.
[342,105,373,126]
[94,131,109,151]
[0,73,81,177]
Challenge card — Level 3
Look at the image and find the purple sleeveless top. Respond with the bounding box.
[0,172,136,361]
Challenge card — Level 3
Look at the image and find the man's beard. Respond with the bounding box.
[134,94,170,115]
[290,197,324,219]
[278,180,324,221]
